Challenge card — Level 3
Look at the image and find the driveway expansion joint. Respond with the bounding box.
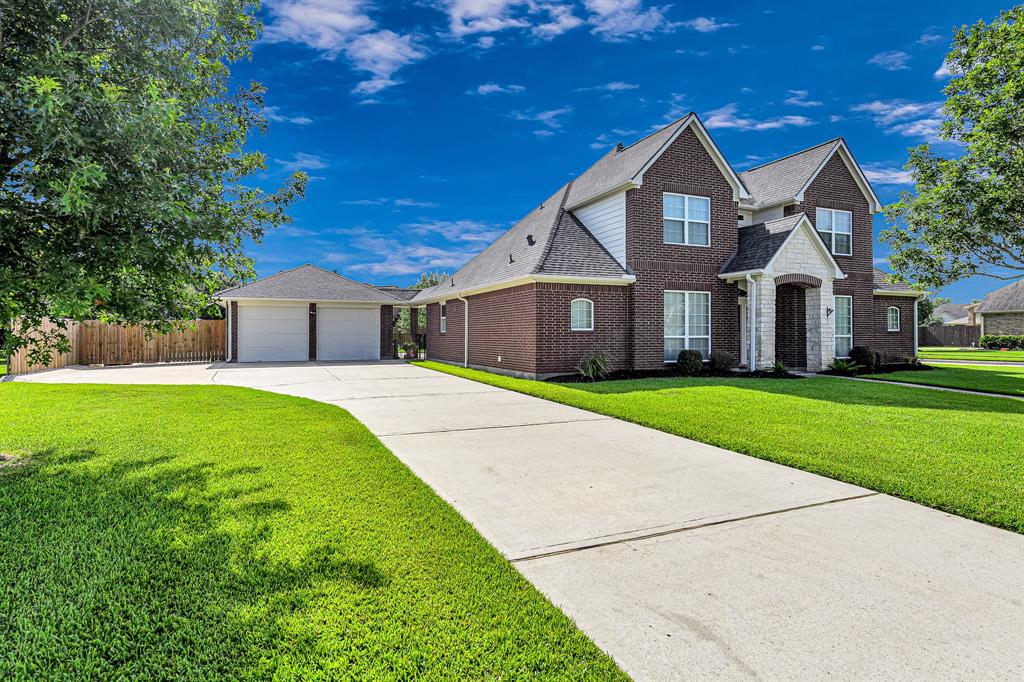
[378,417,612,437]
[511,492,882,563]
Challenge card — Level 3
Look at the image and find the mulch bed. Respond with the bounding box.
[548,367,803,383]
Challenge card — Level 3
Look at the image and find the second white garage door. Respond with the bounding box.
[317,306,381,361]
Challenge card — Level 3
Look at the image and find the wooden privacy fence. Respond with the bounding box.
[918,324,981,347]
[7,319,225,376]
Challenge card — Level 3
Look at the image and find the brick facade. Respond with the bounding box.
[983,312,1024,335]
[380,305,394,359]
[625,125,741,368]
[872,296,917,361]
[775,284,807,368]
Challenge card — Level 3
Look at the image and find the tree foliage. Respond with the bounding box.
[0,0,306,363]
[883,6,1024,289]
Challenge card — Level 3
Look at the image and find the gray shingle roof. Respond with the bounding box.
[977,279,1024,313]
[375,287,420,301]
[411,182,628,303]
[872,268,919,293]
[720,214,806,274]
[739,138,841,207]
[934,302,968,318]
[218,264,401,303]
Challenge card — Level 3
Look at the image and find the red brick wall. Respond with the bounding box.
[380,305,394,358]
[535,283,629,374]
[625,125,741,368]
[872,296,916,361]
[426,297,467,366]
[775,284,807,367]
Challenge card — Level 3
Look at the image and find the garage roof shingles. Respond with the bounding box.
[218,264,400,303]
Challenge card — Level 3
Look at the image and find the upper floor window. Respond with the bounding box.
[664,193,710,247]
[439,302,447,334]
[887,306,901,332]
[816,208,852,256]
[570,298,594,331]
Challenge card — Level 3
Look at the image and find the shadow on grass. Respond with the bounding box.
[0,448,387,678]
[560,375,1024,415]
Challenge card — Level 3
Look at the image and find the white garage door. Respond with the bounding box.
[317,306,381,361]
[237,303,308,362]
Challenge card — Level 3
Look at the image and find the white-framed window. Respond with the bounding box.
[439,301,447,334]
[663,193,711,246]
[570,298,594,331]
[664,290,711,362]
[816,207,852,256]
[887,305,901,332]
[834,295,853,358]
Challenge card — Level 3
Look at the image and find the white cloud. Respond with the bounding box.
[476,35,496,49]
[575,81,639,92]
[703,103,813,131]
[532,2,584,38]
[263,1,425,97]
[811,44,825,51]
[867,50,911,71]
[441,0,532,37]
[934,60,952,79]
[347,243,479,276]
[511,106,573,130]
[829,114,843,123]
[262,106,313,125]
[403,219,505,242]
[583,0,676,41]
[469,82,526,95]
[862,166,914,184]
[342,197,440,208]
[917,30,943,45]
[740,86,755,94]
[275,152,328,172]
[850,99,944,139]
[394,198,440,208]
[783,90,822,107]
[342,197,388,205]
[680,17,736,32]
[533,129,555,137]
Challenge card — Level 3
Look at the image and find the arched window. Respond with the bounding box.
[570,298,594,331]
[887,306,900,332]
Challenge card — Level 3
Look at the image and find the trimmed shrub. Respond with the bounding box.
[828,359,861,375]
[403,343,419,359]
[577,350,610,381]
[708,350,735,372]
[849,346,880,372]
[771,360,788,375]
[979,334,1024,350]
[676,349,704,375]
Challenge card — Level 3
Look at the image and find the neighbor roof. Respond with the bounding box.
[976,279,1024,313]
[720,214,807,274]
[411,182,629,303]
[217,264,401,303]
[934,302,968,318]
[739,139,841,208]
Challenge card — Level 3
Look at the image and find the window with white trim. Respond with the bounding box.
[834,295,853,358]
[663,193,710,246]
[887,305,901,332]
[664,291,711,362]
[439,302,447,334]
[816,207,853,256]
[570,298,593,331]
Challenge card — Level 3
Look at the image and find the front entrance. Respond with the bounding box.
[775,284,807,369]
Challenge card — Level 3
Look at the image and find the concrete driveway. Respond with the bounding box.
[13,361,1024,680]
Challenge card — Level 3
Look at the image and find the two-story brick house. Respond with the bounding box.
[410,112,920,378]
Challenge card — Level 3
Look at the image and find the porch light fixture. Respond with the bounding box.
[826,307,834,318]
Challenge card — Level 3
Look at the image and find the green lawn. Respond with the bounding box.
[0,384,623,680]
[864,363,1024,398]
[415,361,1024,534]
[919,346,1024,363]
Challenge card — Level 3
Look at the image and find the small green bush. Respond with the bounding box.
[849,346,881,372]
[577,350,610,381]
[771,360,788,374]
[979,334,1024,350]
[829,358,862,375]
[708,350,734,372]
[676,349,704,375]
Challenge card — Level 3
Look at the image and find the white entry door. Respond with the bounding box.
[317,306,381,361]
[237,303,309,362]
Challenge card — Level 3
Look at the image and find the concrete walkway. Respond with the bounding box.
[13,361,1024,680]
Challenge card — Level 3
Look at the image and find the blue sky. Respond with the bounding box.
[234,0,1007,303]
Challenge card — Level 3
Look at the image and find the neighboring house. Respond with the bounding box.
[932,302,974,326]
[410,113,920,377]
[217,265,402,362]
[972,280,1024,335]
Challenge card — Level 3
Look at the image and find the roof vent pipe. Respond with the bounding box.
[526,234,535,246]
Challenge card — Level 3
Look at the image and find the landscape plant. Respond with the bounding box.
[577,350,610,381]
[676,349,704,375]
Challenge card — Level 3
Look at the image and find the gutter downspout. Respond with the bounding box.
[457,295,469,368]
[913,294,920,357]
[745,275,757,371]
[225,301,232,363]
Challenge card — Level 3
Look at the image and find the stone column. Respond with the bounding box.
[754,276,776,370]
[805,280,834,371]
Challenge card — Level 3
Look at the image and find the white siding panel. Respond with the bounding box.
[317,306,381,361]
[753,205,785,223]
[237,303,308,362]
[572,191,626,266]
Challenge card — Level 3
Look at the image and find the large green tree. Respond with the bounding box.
[883,6,1024,289]
[0,0,305,362]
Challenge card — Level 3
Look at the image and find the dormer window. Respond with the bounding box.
[663,193,710,246]
[816,208,852,256]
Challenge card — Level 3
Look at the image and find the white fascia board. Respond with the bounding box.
[633,115,751,202]
[412,274,636,304]
[565,183,637,212]
[217,297,385,307]
[794,140,883,213]
[873,289,924,297]
[717,269,764,280]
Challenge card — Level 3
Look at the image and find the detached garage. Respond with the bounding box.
[217,264,401,363]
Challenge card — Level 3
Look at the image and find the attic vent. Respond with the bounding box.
[526,234,535,246]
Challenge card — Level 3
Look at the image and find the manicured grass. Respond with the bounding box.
[864,363,1024,397]
[415,361,1024,533]
[0,384,624,680]
[919,346,1024,363]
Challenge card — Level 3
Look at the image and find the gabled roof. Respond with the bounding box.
[976,279,1024,313]
[871,268,921,296]
[934,302,968,318]
[739,138,882,212]
[217,264,401,303]
[411,182,630,304]
[565,113,749,209]
[719,213,844,280]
